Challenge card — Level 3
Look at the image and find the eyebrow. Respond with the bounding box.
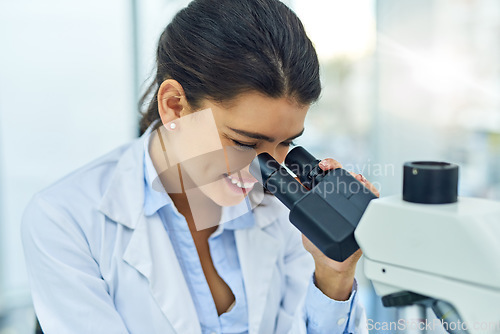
[227,127,305,142]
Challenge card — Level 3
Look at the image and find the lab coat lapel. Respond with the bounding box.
[123,213,201,334]
[99,133,201,333]
[235,202,281,334]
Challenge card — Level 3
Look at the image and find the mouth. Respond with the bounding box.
[222,172,258,191]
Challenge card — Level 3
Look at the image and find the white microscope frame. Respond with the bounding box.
[355,195,500,334]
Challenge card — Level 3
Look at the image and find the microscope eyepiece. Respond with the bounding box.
[249,153,282,187]
[249,153,307,210]
[284,146,325,189]
[403,161,459,204]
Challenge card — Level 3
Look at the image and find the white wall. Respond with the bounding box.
[0,0,137,313]
[135,0,191,99]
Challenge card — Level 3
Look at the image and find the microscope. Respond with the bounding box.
[250,146,500,334]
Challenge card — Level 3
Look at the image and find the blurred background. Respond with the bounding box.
[0,0,499,333]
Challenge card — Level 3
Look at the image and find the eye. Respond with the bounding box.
[282,141,297,147]
[231,139,257,151]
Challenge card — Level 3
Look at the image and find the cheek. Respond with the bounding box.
[172,108,224,163]
[176,136,230,180]
[183,153,224,185]
[185,147,237,189]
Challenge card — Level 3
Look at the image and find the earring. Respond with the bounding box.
[167,122,177,131]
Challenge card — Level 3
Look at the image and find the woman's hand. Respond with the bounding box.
[301,158,380,301]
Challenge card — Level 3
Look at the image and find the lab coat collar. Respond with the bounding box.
[97,133,149,229]
[143,130,174,217]
[123,211,202,333]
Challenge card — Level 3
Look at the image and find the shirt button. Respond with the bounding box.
[337,317,346,326]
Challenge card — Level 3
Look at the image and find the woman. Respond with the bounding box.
[22,0,378,333]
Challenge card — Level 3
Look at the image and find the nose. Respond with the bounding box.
[255,144,289,165]
[220,145,287,185]
[237,145,289,183]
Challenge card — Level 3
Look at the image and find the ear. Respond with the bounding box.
[157,79,188,125]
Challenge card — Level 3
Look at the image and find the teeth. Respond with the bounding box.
[227,174,254,189]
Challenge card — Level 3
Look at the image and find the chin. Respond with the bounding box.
[211,194,247,207]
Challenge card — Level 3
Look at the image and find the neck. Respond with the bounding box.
[148,129,222,233]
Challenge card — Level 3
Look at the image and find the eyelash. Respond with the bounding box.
[231,139,296,150]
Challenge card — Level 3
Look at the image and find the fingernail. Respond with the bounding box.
[318,160,329,169]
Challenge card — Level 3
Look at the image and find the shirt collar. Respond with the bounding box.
[142,120,255,231]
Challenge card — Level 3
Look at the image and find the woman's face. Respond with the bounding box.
[162,91,309,208]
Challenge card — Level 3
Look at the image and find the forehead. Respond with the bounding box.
[208,92,309,137]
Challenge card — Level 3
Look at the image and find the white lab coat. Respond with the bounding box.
[21,131,366,334]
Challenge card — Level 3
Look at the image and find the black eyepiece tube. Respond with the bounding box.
[285,146,324,189]
[249,153,307,210]
[250,147,377,262]
[249,153,282,186]
[403,161,459,204]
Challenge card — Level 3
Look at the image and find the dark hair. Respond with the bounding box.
[139,0,321,135]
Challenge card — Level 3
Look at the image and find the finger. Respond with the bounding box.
[356,175,380,197]
[355,174,366,183]
[319,160,380,197]
[318,158,342,171]
[350,172,380,197]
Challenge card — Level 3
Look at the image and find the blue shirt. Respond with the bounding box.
[143,132,360,334]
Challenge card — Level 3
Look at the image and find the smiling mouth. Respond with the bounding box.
[222,173,257,189]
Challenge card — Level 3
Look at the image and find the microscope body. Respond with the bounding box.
[355,195,500,334]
